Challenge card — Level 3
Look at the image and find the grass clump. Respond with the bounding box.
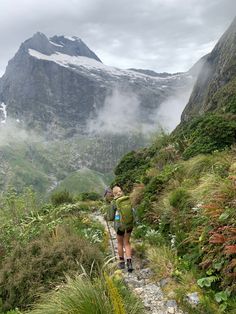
[0,227,103,311]
[28,276,113,314]
[28,273,144,314]
[51,190,73,206]
[148,245,177,280]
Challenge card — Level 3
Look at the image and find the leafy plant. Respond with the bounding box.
[51,189,73,206]
[197,276,219,288]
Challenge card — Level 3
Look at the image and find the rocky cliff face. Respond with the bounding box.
[0,32,201,194]
[0,32,195,137]
[181,17,236,121]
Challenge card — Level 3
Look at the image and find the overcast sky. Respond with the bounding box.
[0,0,235,75]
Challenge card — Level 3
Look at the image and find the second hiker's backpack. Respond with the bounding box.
[115,195,134,231]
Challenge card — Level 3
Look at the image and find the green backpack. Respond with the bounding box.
[115,195,134,231]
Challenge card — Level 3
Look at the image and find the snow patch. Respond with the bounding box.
[49,40,64,47]
[64,36,77,41]
[0,103,7,124]
[28,49,168,82]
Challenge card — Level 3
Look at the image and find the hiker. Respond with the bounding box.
[111,185,134,272]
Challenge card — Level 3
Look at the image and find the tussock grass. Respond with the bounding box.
[28,272,144,314]
[147,246,176,280]
[28,275,113,314]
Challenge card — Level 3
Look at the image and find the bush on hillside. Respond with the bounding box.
[169,188,193,211]
[0,228,103,311]
[212,77,236,114]
[179,114,236,159]
[113,150,151,192]
[77,192,102,201]
[51,190,73,206]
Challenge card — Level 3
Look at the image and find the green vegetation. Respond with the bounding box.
[54,168,111,195]
[0,229,103,311]
[212,77,236,114]
[0,130,147,196]
[51,189,73,205]
[28,272,144,314]
[113,116,236,313]
[173,113,236,159]
[0,185,144,313]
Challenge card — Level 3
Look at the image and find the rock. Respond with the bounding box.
[166,300,177,308]
[186,292,200,305]
[138,267,153,279]
[133,287,143,295]
[160,277,172,287]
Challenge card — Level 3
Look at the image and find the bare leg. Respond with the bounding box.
[116,234,124,258]
[124,232,132,259]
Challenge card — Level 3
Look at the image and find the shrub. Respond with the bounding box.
[113,150,150,192]
[0,228,103,311]
[182,114,236,159]
[51,190,73,206]
[169,188,192,211]
[129,184,145,207]
[77,192,102,201]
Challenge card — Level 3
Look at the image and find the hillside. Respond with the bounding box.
[110,18,236,313]
[182,18,236,121]
[111,128,236,313]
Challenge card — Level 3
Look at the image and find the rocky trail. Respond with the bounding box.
[93,212,186,314]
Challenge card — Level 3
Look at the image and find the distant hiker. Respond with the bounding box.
[108,185,134,272]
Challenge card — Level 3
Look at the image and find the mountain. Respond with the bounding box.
[0,32,195,137]
[0,32,201,195]
[181,17,236,121]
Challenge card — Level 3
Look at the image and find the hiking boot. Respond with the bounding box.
[126,259,134,273]
[118,261,125,270]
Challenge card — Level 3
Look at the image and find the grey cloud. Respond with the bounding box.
[0,0,235,75]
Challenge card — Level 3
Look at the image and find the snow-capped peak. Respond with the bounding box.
[21,32,102,62]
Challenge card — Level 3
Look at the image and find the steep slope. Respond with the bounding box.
[182,17,236,121]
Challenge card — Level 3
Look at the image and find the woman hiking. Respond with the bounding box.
[106,185,134,272]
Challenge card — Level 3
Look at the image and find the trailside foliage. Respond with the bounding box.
[112,114,236,311]
[0,228,103,311]
[112,150,151,192]
[173,113,236,159]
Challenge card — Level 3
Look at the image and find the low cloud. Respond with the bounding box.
[87,88,142,134]
[87,85,193,136]
[152,89,193,132]
[0,120,41,147]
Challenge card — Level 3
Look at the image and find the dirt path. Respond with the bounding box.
[93,212,186,314]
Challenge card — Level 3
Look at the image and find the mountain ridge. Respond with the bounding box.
[0,32,196,137]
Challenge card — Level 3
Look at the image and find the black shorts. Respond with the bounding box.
[116,228,133,236]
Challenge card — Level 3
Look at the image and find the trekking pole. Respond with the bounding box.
[105,218,116,258]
